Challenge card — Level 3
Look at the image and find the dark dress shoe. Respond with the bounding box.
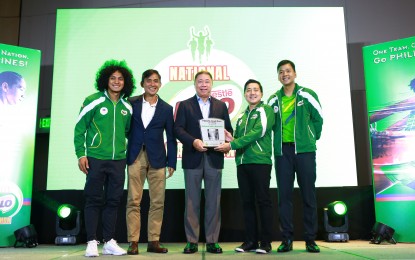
[235,241,258,252]
[277,240,293,252]
[305,241,320,253]
[127,241,139,255]
[147,241,168,253]
[183,242,198,254]
[206,243,223,254]
[256,241,272,254]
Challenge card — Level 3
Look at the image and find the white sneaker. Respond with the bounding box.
[102,239,127,256]
[85,240,99,257]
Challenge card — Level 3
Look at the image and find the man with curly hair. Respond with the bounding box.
[74,59,136,257]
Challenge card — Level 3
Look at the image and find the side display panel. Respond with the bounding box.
[0,43,41,246]
[363,36,415,242]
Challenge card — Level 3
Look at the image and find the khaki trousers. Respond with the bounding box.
[126,149,166,242]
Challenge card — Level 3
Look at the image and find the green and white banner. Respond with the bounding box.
[0,43,41,246]
[363,36,415,242]
[49,7,356,190]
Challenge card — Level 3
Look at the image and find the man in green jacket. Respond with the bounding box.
[74,59,136,257]
[267,60,323,253]
[215,79,274,254]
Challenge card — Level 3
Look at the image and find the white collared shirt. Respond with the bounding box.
[197,95,211,119]
[142,96,158,128]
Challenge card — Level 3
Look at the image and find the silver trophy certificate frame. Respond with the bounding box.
[199,118,225,147]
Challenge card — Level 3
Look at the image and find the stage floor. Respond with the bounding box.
[1,240,412,259]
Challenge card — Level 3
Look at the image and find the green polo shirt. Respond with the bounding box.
[281,95,295,142]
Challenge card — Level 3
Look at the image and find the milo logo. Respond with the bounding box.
[0,181,23,224]
[0,195,16,213]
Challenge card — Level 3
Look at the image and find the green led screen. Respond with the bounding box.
[48,7,356,190]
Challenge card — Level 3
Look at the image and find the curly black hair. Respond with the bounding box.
[95,59,136,98]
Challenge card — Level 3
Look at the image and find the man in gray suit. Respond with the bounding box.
[174,70,233,254]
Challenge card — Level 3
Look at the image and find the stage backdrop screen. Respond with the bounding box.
[47,7,357,190]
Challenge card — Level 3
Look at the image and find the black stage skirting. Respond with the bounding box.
[31,186,374,244]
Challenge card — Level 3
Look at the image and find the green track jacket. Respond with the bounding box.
[74,91,132,160]
[230,101,275,166]
[267,83,323,156]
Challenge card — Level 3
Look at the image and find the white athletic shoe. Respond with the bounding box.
[102,239,127,256]
[85,240,99,257]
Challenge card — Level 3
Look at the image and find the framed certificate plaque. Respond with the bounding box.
[199,118,225,147]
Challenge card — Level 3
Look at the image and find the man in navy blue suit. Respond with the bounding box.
[126,69,177,255]
[174,71,233,254]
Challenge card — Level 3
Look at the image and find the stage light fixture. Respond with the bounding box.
[370,222,397,244]
[55,204,81,245]
[324,201,349,242]
[14,224,38,248]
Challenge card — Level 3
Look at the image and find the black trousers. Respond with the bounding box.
[237,163,273,243]
[275,144,317,241]
[84,157,126,241]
